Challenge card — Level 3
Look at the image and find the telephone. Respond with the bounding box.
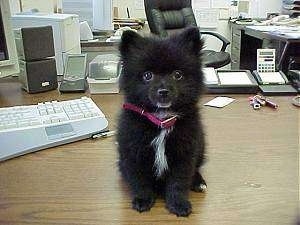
[252,49,297,94]
[59,54,88,93]
[106,26,137,42]
[114,26,136,36]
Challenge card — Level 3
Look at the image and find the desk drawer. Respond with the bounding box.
[232,28,241,37]
[231,52,240,69]
[231,60,240,70]
[231,46,240,56]
[231,58,240,69]
[232,33,241,46]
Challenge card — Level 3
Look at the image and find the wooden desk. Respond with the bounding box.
[0,78,299,225]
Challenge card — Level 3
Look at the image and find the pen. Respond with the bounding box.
[91,130,116,139]
[256,95,279,109]
[265,99,278,109]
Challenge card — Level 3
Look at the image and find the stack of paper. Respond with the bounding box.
[258,72,286,84]
[203,67,218,85]
[218,72,253,85]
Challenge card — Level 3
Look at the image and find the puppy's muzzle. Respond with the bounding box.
[157,88,169,98]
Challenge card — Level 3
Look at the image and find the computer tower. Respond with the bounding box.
[18,59,58,94]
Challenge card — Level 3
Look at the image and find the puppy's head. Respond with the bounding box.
[119,27,204,112]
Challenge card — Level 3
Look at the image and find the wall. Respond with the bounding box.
[114,0,283,19]
[113,0,231,50]
[249,0,282,18]
[9,0,283,22]
[113,0,282,70]
[9,0,61,13]
[9,0,20,14]
[8,0,283,69]
[113,0,145,18]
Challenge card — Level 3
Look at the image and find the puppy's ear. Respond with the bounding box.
[173,26,203,55]
[119,30,144,56]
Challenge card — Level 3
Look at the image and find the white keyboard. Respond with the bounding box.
[0,97,108,161]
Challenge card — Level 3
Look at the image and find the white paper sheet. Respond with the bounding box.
[257,72,286,84]
[204,97,235,108]
[203,67,218,85]
[247,25,300,33]
[194,8,219,28]
[283,32,300,38]
[218,72,253,85]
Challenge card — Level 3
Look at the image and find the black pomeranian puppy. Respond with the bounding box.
[117,27,206,217]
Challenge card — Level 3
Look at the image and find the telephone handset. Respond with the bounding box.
[106,26,137,42]
[59,54,88,93]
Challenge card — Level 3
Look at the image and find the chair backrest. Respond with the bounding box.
[144,0,197,37]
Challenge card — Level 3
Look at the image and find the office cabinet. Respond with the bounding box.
[230,24,242,70]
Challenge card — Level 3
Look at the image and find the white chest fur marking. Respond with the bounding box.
[151,128,172,177]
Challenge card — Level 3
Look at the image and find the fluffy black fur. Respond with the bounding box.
[117,27,206,217]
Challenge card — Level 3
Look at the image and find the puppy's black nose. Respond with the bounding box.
[157,88,169,97]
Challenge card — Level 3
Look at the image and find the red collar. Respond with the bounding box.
[123,103,177,129]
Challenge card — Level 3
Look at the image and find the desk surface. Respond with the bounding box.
[231,23,300,41]
[0,78,298,225]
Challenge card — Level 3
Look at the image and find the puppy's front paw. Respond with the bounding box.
[192,183,207,192]
[132,196,155,213]
[191,172,207,192]
[167,199,192,217]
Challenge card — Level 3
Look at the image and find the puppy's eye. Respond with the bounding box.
[143,71,153,82]
[173,70,183,80]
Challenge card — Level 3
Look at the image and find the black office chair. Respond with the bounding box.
[144,0,231,68]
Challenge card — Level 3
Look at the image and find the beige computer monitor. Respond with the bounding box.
[0,0,19,78]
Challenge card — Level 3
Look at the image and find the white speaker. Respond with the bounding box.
[80,21,93,41]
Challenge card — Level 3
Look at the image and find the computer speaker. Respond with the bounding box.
[19,58,58,93]
[14,26,55,61]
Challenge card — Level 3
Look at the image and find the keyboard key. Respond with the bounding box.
[5,122,18,129]
[84,112,93,118]
[68,113,84,120]
[43,119,52,124]
[18,121,30,127]
[39,110,47,116]
[30,120,42,126]
[51,117,60,123]
[0,124,5,130]
[47,109,55,114]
